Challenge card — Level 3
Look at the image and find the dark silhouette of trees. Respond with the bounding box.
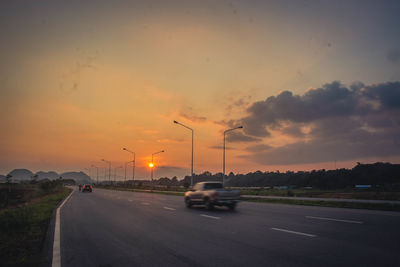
[153,162,400,190]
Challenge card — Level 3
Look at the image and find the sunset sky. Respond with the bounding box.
[1,0,400,180]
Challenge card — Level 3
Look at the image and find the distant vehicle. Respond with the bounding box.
[184,182,240,210]
[82,184,93,192]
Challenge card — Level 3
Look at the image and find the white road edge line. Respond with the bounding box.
[141,202,150,205]
[306,216,363,224]
[200,214,220,220]
[52,189,74,267]
[128,199,133,202]
[271,227,316,237]
[163,206,176,211]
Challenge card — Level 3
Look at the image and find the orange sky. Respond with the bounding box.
[1,1,399,179]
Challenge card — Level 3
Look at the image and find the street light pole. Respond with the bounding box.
[113,166,122,184]
[173,120,194,187]
[122,148,136,187]
[91,165,99,185]
[151,150,164,188]
[223,126,243,187]
[124,160,134,184]
[124,162,127,183]
[101,159,111,184]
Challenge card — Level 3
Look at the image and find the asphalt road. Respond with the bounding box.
[60,188,400,267]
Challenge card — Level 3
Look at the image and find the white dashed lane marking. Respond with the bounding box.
[270,228,316,238]
[306,216,363,224]
[200,214,220,220]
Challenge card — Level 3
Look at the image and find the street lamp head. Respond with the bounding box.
[238,126,243,129]
[173,120,178,124]
[122,148,126,151]
[161,150,165,152]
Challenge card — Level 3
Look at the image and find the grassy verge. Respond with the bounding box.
[0,187,71,266]
[241,197,400,212]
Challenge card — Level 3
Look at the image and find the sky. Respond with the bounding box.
[1,0,400,180]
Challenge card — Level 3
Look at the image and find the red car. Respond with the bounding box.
[82,184,93,192]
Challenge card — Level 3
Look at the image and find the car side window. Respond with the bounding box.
[193,184,202,191]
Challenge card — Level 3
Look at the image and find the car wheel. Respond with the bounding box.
[185,197,192,208]
[204,198,213,210]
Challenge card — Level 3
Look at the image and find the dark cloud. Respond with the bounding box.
[386,48,400,64]
[209,145,236,150]
[233,81,400,164]
[245,144,272,152]
[363,82,400,109]
[225,131,261,143]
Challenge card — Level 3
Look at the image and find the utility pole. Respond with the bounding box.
[222,126,243,187]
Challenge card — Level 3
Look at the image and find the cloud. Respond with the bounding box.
[208,145,237,150]
[245,144,272,152]
[232,81,400,165]
[179,112,207,123]
[179,106,207,123]
[225,131,261,143]
[386,48,400,64]
[225,95,252,116]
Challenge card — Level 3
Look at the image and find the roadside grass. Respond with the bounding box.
[0,187,71,266]
[241,197,400,212]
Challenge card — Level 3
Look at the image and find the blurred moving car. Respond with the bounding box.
[82,184,93,192]
[184,181,240,210]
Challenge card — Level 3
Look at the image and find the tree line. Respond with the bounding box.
[154,162,400,190]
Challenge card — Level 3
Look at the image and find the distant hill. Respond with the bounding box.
[7,169,34,181]
[36,171,60,180]
[0,175,6,183]
[60,171,92,184]
[4,169,92,184]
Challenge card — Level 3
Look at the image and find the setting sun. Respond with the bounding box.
[148,163,154,168]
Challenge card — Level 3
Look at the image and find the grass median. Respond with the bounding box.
[0,186,71,266]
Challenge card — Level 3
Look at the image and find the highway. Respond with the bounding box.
[59,188,400,267]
